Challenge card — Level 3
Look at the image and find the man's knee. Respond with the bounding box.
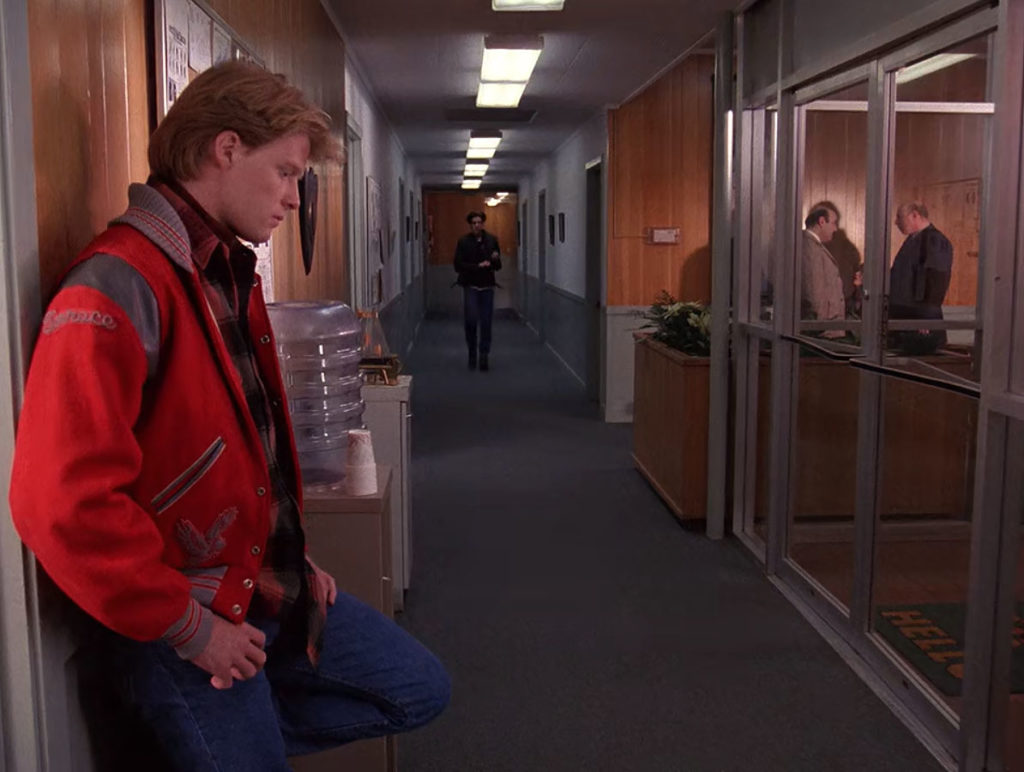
[400,650,451,731]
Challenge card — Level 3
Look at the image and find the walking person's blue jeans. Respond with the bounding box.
[102,592,450,770]
[463,286,495,357]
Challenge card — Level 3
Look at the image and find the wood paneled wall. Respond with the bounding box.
[607,54,714,307]
[424,192,517,267]
[28,0,150,300]
[28,0,346,306]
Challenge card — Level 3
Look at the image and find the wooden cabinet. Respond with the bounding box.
[289,466,396,772]
[362,376,413,611]
[631,335,710,520]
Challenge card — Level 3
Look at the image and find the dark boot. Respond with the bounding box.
[468,350,477,370]
[479,353,489,372]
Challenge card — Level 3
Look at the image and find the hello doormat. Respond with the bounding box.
[874,603,1024,696]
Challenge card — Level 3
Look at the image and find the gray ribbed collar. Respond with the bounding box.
[109,183,194,274]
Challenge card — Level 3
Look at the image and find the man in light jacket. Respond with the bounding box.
[800,202,846,338]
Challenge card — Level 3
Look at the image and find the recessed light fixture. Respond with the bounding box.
[462,180,482,190]
[492,0,564,10]
[477,81,527,108]
[464,163,489,177]
[469,130,503,150]
[482,35,544,82]
[467,147,497,160]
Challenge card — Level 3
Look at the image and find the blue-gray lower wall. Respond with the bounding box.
[543,284,587,385]
[380,272,426,360]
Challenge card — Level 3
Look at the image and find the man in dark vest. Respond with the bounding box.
[889,201,953,355]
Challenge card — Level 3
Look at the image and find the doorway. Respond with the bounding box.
[585,161,604,403]
[346,118,366,311]
[537,190,547,342]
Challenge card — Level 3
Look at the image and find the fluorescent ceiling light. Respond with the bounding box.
[477,81,527,108]
[464,164,489,177]
[469,131,502,150]
[896,53,977,85]
[482,36,543,82]
[492,0,564,10]
[462,180,482,189]
[467,147,497,160]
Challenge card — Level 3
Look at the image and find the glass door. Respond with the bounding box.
[782,73,871,616]
[868,28,993,731]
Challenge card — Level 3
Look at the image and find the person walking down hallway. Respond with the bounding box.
[889,201,953,355]
[454,210,501,371]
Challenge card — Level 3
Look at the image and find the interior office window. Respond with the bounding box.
[785,79,869,613]
[885,35,991,381]
[798,81,868,343]
[748,106,778,326]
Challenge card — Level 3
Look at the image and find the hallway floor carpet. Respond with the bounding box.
[395,315,943,772]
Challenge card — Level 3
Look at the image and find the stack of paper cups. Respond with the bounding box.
[344,429,378,496]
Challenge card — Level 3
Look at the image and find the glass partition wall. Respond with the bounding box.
[731,5,1022,769]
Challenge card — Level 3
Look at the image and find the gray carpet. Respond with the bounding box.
[395,315,943,772]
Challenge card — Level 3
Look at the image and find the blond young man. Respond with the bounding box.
[9,62,448,770]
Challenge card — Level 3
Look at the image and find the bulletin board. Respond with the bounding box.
[153,0,264,122]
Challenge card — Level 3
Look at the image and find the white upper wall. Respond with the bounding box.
[519,111,608,297]
[345,59,421,305]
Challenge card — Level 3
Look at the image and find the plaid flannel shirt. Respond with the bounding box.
[155,180,325,660]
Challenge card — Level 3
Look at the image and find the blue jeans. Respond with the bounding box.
[105,593,450,770]
[463,287,495,355]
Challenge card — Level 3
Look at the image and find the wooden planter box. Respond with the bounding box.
[632,335,710,520]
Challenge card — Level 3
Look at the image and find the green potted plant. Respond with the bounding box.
[639,291,711,355]
[632,291,712,520]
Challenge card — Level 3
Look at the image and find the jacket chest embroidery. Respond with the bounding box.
[175,507,237,566]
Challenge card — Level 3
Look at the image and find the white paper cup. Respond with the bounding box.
[344,463,378,496]
[347,429,376,467]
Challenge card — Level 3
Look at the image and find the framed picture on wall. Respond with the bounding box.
[558,212,565,243]
[548,214,555,246]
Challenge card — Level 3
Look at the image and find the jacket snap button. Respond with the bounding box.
[256,486,266,496]
[231,604,242,615]
[260,334,270,344]
[251,545,261,555]
[243,578,254,589]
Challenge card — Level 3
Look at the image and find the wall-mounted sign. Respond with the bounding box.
[644,227,680,245]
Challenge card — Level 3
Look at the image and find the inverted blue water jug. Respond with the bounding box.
[266,301,365,490]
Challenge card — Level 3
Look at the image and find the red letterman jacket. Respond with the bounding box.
[9,183,302,659]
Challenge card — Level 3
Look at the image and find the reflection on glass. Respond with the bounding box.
[887,35,990,379]
[871,382,977,716]
[752,339,773,543]
[756,108,778,324]
[787,351,860,611]
[800,81,868,343]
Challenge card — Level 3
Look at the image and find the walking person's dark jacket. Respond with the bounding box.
[454,231,502,287]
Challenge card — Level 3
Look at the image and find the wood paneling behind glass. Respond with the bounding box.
[28,0,346,306]
[607,54,713,307]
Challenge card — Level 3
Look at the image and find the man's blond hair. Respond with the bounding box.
[149,60,340,181]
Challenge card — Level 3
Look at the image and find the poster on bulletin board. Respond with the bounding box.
[153,0,264,121]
